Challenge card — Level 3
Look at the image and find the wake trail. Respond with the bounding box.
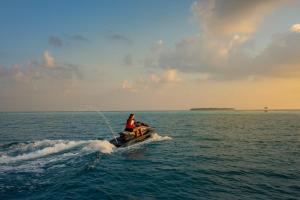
[0,140,86,163]
[83,140,116,154]
[0,133,171,165]
[0,139,115,164]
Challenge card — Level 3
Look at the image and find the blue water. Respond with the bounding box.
[0,111,299,199]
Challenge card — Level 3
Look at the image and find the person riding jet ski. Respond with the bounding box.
[124,114,145,137]
[125,113,135,132]
[109,114,154,147]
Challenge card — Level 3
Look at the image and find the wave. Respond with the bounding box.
[0,133,171,164]
[2,139,67,155]
[83,140,116,154]
[0,140,86,163]
[150,133,172,141]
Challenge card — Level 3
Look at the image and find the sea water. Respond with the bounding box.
[0,111,299,199]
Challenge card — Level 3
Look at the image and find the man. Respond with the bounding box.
[125,113,135,132]
[124,114,143,137]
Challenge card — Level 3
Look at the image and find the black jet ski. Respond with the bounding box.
[109,123,155,148]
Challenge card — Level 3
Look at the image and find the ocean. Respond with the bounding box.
[0,111,299,199]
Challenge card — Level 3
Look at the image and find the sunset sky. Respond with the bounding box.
[1,0,300,111]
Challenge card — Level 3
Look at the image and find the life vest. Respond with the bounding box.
[126,118,135,129]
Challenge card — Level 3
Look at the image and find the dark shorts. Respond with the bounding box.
[124,128,133,132]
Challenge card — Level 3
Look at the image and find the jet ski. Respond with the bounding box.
[109,122,155,148]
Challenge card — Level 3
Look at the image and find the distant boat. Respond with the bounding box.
[190,108,235,111]
[264,107,269,112]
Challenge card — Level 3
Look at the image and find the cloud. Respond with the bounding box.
[290,24,300,32]
[43,50,56,68]
[109,34,133,45]
[142,1,300,80]
[50,63,82,80]
[146,36,220,72]
[0,64,38,83]
[41,52,82,80]
[254,32,300,77]
[48,36,63,47]
[149,74,161,83]
[48,34,88,48]
[163,69,182,83]
[122,80,137,92]
[192,0,289,37]
[68,34,89,42]
[146,68,182,84]
[0,51,81,85]
[151,40,165,53]
[121,68,182,92]
[148,29,300,80]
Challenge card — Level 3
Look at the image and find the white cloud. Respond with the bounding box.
[43,50,56,68]
[0,51,81,86]
[148,69,182,84]
[290,24,300,32]
[121,69,183,92]
[163,69,181,83]
[122,80,137,92]
[152,30,300,79]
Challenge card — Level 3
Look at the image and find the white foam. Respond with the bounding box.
[84,140,116,154]
[0,151,81,173]
[4,139,65,155]
[0,140,86,163]
[0,134,171,164]
[150,133,172,141]
[24,139,62,148]
[0,139,117,173]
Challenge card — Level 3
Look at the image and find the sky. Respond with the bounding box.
[1,0,300,111]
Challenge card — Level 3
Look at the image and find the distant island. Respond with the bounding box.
[190,108,235,111]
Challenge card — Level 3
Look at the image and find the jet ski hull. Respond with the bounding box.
[109,127,155,148]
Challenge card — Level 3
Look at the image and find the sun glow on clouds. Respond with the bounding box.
[43,51,56,68]
[163,69,181,83]
[142,0,300,81]
[119,1,300,109]
[122,69,182,92]
[192,0,288,36]
[122,80,137,92]
[290,24,300,32]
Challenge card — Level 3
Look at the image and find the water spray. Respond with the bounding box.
[98,111,118,144]
[85,106,118,145]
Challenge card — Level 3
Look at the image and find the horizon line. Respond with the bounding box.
[1,108,300,113]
